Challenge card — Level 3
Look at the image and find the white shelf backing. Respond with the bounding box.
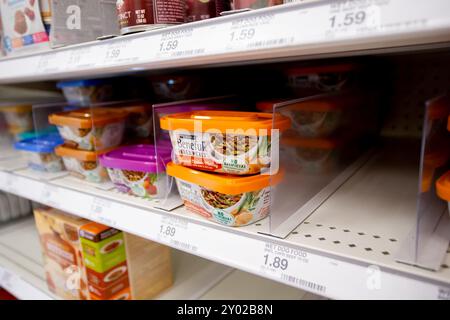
[0,218,311,300]
[1,0,450,83]
[0,142,450,299]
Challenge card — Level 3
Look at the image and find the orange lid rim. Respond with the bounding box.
[160,111,291,135]
[167,162,284,195]
[49,108,128,129]
[436,171,450,201]
[55,145,112,161]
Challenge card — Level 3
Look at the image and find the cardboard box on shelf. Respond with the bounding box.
[33,207,90,300]
[80,222,173,300]
[34,207,173,300]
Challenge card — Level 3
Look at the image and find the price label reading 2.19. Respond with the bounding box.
[329,11,367,28]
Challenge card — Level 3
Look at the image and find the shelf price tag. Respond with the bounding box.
[156,28,205,59]
[89,197,116,227]
[5,173,18,194]
[224,13,295,52]
[156,215,199,253]
[260,242,327,294]
[40,185,60,208]
[0,268,18,292]
[101,39,138,66]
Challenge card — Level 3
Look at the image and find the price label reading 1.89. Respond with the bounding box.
[263,254,289,271]
[160,224,176,237]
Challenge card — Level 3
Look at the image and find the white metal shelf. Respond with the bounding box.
[1,0,450,83]
[0,142,449,299]
[0,218,312,300]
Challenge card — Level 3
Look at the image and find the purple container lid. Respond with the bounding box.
[99,144,172,173]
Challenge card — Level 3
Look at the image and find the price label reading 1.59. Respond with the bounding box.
[230,28,256,42]
[329,11,367,28]
[159,40,179,52]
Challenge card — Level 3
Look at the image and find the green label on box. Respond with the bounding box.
[81,232,126,273]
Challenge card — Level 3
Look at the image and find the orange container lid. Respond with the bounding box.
[436,171,450,201]
[0,104,32,113]
[49,108,128,129]
[285,63,359,75]
[256,99,291,112]
[424,148,450,168]
[160,111,291,135]
[426,95,450,120]
[120,103,153,114]
[421,165,434,193]
[55,145,112,161]
[281,132,354,149]
[167,162,284,195]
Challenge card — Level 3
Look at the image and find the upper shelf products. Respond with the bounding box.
[14,134,64,172]
[49,108,127,151]
[160,110,291,175]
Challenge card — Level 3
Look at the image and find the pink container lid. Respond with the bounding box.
[99,144,172,173]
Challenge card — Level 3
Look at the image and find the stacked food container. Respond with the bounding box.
[160,110,291,227]
[436,115,450,216]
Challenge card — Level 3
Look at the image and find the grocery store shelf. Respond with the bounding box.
[0,218,311,300]
[1,0,450,83]
[0,142,449,299]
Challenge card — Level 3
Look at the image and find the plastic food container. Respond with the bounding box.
[286,63,359,97]
[99,145,172,199]
[14,134,64,172]
[437,171,450,216]
[121,104,153,139]
[281,134,355,173]
[55,145,110,183]
[257,95,361,138]
[161,111,291,175]
[49,108,127,151]
[233,0,283,10]
[57,79,114,106]
[167,163,283,227]
[0,105,33,135]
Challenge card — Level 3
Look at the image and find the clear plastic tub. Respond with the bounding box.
[257,94,362,138]
[99,144,172,199]
[14,134,64,172]
[0,104,33,135]
[55,145,110,183]
[285,63,360,97]
[281,133,356,173]
[49,108,127,151]
[437,171,450,216]
[167,163,283,227]
[57,79,113,106]
[120,103,153,139]
[160,110,291,175]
